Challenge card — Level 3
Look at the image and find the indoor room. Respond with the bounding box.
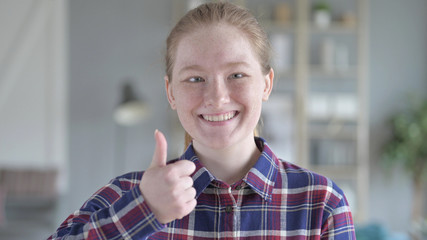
[0,0,426,239]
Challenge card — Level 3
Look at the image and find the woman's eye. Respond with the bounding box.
[230,73,244,79]
[188,77,204,82]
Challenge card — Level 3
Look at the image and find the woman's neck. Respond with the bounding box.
[193,135,261,185]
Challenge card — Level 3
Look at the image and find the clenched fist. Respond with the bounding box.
[139,130,197,224]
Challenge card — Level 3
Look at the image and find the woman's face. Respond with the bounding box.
[166,23,273,150]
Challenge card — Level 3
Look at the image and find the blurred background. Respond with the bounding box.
[0,0,426,239]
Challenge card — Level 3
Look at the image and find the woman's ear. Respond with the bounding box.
[262,68,274,101]
[165,76,176,110]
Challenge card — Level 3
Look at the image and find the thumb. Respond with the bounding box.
[149,129,168,168]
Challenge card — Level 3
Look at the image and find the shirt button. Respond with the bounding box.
[225,206,233,213]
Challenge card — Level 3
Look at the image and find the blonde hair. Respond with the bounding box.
[165,2,271,148]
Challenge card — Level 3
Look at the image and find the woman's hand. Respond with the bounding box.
[139,130,197,224]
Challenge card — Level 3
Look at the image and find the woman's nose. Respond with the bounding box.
[204,79,230,107]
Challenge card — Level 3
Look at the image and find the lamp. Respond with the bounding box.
[114,82,149,126]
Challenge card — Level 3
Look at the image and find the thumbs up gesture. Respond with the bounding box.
[139,130,197,224]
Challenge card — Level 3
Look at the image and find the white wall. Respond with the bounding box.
[368,0,427,232]
[64,0,175,218]
[0,0,68,188]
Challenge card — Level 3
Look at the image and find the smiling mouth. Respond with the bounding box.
[201,111,238,122]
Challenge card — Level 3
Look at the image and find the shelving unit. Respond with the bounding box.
[172,0,369,223]
[255,0,369,222]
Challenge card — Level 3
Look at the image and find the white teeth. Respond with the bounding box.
[203,112,236,122]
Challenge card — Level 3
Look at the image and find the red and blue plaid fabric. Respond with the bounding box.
[49,138,355,239]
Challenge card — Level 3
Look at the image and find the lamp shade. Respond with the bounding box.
[114,82,148,126]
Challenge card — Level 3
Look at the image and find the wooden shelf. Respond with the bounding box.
[309,22,357,34]
[310,165,358,180]
[309,123,357,140]
[309,65,358,78]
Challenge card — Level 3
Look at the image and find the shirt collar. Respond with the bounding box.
[178,137,279,202]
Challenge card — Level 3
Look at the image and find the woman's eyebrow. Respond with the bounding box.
[178,61,250,75]
[226,61,251,69]
[178,64,204,75]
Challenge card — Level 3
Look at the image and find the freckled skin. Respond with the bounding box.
[166,23,273,152]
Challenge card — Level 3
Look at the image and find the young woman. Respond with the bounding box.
[49,2,355,239]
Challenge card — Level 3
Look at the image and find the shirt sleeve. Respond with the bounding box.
[48,176,165,239]
[321,187,356,240]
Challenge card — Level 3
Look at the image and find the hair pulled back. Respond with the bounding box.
[165,2,272,81]
[165,2,271,148]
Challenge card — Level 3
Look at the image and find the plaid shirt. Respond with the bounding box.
[49,138,355,239]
